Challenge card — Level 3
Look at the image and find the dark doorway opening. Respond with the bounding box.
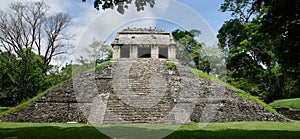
[120,46,130,58]
[159,47,168,59]
[138,47,151,58]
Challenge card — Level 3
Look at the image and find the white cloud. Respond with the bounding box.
[0,0,72,13]
[1,0,158,64]
[73,1,171,61]
[3,0,220,66]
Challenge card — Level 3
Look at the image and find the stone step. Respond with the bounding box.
[102,59,179,123]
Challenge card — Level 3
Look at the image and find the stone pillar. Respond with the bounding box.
[151,45,159,59]
[112,45,120,59]
[168,45,176,60]
[130,45,138,59]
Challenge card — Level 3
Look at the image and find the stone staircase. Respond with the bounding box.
[103,59,181,124]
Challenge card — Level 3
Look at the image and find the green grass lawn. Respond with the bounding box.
[269,98,300,110]
[1,121,300,139]
[0,107,9,114]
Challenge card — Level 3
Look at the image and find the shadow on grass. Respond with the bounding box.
[166,129,300,139]
[0,126,109,139]
[1,125,300,139]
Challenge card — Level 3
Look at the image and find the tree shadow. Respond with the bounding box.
[0,126,109,139]
[1,125,300,139]
[166,129,300,139]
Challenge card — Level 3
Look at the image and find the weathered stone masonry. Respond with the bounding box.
[0,59,285,123]
[0,29,286,123]
[112,28,177,61]
[275,108,300,120]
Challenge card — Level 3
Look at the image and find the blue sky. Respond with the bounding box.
[176,0,231,34]
[0,0,232,41]
[0,0,232,64]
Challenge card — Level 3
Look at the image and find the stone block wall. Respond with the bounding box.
[0,59,285,123]
[275,108,300,120]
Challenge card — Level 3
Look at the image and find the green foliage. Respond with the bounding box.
[0,49,52,106]
[220,0,259,23]
[0,107,9,114]
[172,29,214,74]
[45,64,74,87]
[0,1,72,67]
[72,40,113,80]
[166,61,176,68]
[218,0,300,103]
[82,0,155,14]
[261,0,300,73]
[0,62,114,116]
[78,40,112,66]
[96,49,113,65]
[71,61,115,78]
[0,81,68,117]
[172,29,195,42]
[1,122,300,138]
[172,29,199,53]
[0,1,73,107]
[269,98,300,110]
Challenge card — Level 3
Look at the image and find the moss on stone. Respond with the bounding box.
[166,61,176,68]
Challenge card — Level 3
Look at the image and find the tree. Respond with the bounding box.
[172,29,214,73]
[172,29,198,67]
[82,0,155,14]
[84,40,112,65]
[260,0,300,76]
[0,1,73,106]
[76,40,112,71]
[220,0,260,24]
[0,48,50,106]
[218,0,300,102]
[43,13,73,66]
[0,1,73,68]
[0,51,17,106]
[259,0,300,102]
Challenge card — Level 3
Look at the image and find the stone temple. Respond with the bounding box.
[0,28,286,124]
[111,28,177,61]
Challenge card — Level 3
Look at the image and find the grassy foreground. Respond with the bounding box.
[269,98,300,110]
[1,121,300,139]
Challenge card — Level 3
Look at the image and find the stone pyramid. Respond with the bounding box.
[0,59,285,123]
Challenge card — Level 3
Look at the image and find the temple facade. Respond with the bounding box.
[111,28,177,61]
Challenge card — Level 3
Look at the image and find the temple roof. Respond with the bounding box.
[112,28,176,45]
